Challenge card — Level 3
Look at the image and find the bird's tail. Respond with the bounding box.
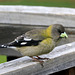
[0,44,9,48]
[0,42,17,50]
[0,41,17,48]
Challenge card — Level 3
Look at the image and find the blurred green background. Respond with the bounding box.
[0,0,75,64]
[0,55,7,64]
[0,0,75,8]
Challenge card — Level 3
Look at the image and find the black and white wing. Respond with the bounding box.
[0,35,42,48]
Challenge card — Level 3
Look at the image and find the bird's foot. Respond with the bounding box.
[30,56,44,67]
[36,56,49,60]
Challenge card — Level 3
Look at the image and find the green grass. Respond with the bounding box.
[0,55,7,64]
[0,0,74,8]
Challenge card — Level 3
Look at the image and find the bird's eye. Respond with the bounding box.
[58,29,64,34]
[57,29,62,34]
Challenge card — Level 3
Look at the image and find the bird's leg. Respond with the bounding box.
[30,56,44,63]
[36,56,49,60]
[30,56,44,67]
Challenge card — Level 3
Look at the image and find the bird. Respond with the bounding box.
[0,24,68,64]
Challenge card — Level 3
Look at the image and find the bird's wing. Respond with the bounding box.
[0,29,45,48]
[25,29,45,40]
[6,35,42,47]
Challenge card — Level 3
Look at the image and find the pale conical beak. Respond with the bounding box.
[60,32,68,38]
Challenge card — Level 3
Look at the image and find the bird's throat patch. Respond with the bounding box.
[45,25,52,38]
[42,25,52,38]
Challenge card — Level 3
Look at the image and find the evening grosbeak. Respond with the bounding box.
[0,24,68,62]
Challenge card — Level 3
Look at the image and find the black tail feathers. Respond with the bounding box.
[0,41,16,48]
[0,40,19,48]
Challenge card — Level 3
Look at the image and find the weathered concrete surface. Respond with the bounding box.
[0,6,75,27]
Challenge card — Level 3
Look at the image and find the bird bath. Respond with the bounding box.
[0,6,75,75]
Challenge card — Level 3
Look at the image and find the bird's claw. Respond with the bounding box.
[36,56,49,60]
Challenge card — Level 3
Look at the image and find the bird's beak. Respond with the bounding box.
[60,32,68,38]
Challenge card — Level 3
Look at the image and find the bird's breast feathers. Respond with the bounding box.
[17,38,55,56]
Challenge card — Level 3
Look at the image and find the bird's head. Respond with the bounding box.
[46,24,68,42]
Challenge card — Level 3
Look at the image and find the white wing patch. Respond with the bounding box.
[21,42,27,45]
[24,38,32,41]
[8,46,17,50]
[15,39,18,43]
